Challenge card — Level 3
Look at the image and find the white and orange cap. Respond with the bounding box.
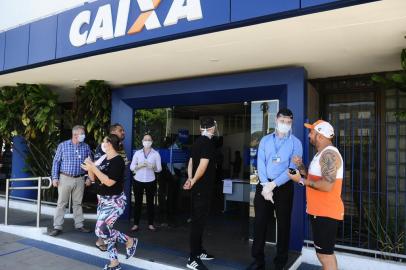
[304,120,335,139]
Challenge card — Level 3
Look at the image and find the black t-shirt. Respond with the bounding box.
[191,136,216,193]
[94,144,104,161]
[97,155,125,196]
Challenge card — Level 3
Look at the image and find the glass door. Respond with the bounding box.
[249,100,279,243]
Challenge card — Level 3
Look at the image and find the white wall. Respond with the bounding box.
[0,0,94,32]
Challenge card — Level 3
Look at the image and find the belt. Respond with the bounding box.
[60,172,85,178]
[256,179,274,188]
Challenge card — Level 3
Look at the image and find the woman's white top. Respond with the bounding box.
[130,148,162,182]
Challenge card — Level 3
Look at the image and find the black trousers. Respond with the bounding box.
[190,190,210,258]
[157,173,179,223]
[133,180,156,225]
[252,181,294,267]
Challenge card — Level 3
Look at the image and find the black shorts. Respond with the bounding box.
[310,215,339,255]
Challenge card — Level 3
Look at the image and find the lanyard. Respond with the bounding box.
[271,134,289,157]
[74,145,82,159]
[143,149,151,160]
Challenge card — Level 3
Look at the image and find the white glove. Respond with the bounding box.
[146,162,155,170]
[263,181,277,193]
[261,181,276,203]
[134,162,147,171]
[261,189,274,203]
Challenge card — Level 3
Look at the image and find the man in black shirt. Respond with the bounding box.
[95,123,129,165]
[183,117,217,270]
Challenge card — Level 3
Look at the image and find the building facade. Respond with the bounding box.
[0,0,405,267]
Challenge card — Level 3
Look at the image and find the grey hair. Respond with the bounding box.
[72,125,85,134]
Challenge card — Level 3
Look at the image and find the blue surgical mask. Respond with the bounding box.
[78,134,86,143]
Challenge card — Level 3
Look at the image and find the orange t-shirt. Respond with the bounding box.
[306,146,344,220]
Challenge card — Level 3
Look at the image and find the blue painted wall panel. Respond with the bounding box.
[11,136,36,199]
[231,0,300,22]
[56,0,230,59]
[0,33,5,71]
[111,93,133,219]
[4,25,30,70]
[29,16,58,65]
[302,0,341,8]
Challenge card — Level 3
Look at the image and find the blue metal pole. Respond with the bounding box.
[367,115,372,249]
[351,120,355,244]
[359,117,363,247]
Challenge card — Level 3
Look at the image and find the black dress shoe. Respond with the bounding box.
[49,229,62,236]
[246,261,265,270]
[76,226,91,233]
[274,263,286,270]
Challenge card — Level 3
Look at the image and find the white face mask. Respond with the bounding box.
[101,142,107,153]
[276,122,292,134]
[143,141,152,148]
[78,134,85,142]
[201,129,214,139]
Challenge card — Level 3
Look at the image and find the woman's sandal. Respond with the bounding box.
[126,237,139,259]
[103,263,122,270]
[95,242,107,252]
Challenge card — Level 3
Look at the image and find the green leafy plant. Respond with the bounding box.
[72,80,111,147]
[134,108,167,149]
[372,40,406,119]
[0,84,60,176]
[364,204,405,259]
[0,86,26,141]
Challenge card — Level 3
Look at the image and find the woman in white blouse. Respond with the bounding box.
[130,134,162,231]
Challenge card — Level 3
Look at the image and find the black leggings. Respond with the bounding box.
[133,181,156,225]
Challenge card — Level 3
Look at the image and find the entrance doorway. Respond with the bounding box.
[130,100,285,267]
[111,67,308,267]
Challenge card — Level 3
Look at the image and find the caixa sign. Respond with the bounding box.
[69,0,203,47]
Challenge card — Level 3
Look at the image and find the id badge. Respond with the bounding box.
[272,156,281,163]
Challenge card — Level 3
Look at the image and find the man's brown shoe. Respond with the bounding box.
[49,229,62,236]
[76,227,91,233]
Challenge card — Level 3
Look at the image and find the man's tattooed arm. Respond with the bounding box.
[293,156,307,177]
[320,150,341,183]
[297,161,307,177]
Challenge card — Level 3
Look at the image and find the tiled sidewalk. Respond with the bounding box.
[0,205,302,270]
[0,231,143,270]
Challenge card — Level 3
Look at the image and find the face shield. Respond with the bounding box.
[201,120,220,139]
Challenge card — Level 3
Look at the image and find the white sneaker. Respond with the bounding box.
[199,250,215,261]
[187,258,208,270]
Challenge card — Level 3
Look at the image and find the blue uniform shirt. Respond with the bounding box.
[257,132,303,186]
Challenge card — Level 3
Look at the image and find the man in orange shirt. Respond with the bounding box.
[288,120,344,270]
